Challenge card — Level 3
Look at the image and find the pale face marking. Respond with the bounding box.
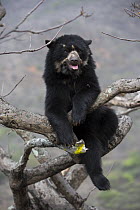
[72,45,75,50]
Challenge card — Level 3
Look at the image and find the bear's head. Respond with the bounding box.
[45,34,92,76]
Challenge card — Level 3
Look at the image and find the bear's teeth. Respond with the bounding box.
[69,65,78,70]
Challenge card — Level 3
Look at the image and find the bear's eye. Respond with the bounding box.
[77,49,83,56]
[62,48,69,54]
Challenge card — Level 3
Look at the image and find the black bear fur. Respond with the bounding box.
[43,34,118,190]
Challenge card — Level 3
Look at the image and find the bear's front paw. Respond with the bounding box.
[58,133,74,146]
[72,110,86,126]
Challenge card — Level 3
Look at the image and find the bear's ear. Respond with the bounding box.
[45,40,55,48]
[85,40,92,45]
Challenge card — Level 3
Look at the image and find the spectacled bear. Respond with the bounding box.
[43,34,118,191]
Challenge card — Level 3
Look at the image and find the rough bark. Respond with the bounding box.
[0,1,6,21]
[0,78,138,209]
[0,79,139,139]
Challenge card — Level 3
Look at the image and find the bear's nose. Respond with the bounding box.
[70,58,79,66]
[67,50,80,65]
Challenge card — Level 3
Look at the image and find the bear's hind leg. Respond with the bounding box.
[81,138,110,190]
[74,106,118,190]
[85,106,118,151]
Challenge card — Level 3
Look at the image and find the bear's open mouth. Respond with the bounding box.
[68,64,79,70]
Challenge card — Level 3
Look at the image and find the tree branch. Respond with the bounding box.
[13,7,87,35]
[119,107,140,115]
[51,173,97,210]
[0,107,133,209]
[0,146,16,176]
[0,79,139,136]
[1,114,128,210]
[0,0,45,40]
[15,138,54,173]
[23,115,132,186]
[0,1,6,21]
[15,0,45,29]
[107,96,140,109]
[102,32,140,42]
[124,8,140,18]
[2,75,26,97]
[90,78,140,111]
[0,79,136,202]
[0,7,89,55]
[25,154,75,186]
[15,130,76,210]
[18,130,92,209]
[0,25,63,55]
[65,165,87,190]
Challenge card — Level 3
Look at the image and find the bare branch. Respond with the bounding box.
[124,8,140,18]
[0,25,63,55]
[28,185,49,210]
[9,138,54,210]
[0,97,53,135]
[26,154,75,186]
[0,145,33,210]
[20,115,132,186]
[0,26,6,36]
[0,43,48,55]
[14,138,54,173]
[0,32,26,44]
[0,79,139,136]
[51,174,97,210]
[0,0,45,40]
[65,165,87,190]
[0,1,6,21]
[15,0,45,29]
[0,79,136,190]
[16,130,75,210]
[105,115,132,153]
[108,96,140,108]
[29,180,73,210]
[0,146,16,176]
[1,115,132,209]
[17,129,90,209]
[13,7,87,35]
[118,107,140,115]
[0,99,80,145]
[102,32,140,42]
[2,75,26,97]
[91,79,140,111]
[9,169,33,210]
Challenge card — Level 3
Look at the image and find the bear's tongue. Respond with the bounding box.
[69,64,78,70]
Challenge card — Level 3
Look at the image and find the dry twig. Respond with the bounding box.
[2,75,26,98]
[0,0,45,40]
[124,8,140,18]
[102,32,140,42]
[0,25,63,55]
[13,7,87,35]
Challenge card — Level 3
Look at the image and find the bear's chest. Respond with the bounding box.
[62,80,78,112]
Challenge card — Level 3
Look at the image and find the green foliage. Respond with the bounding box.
[26,153,39,167]
[0,127,9,138]
[97,152,140,210]
[8,143,38,167]
[98,183,140,210]
[0,171,7,184]
[123,152,140,168]
[123,172,134,182]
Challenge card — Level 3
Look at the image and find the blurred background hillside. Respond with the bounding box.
[0,0,140,209]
